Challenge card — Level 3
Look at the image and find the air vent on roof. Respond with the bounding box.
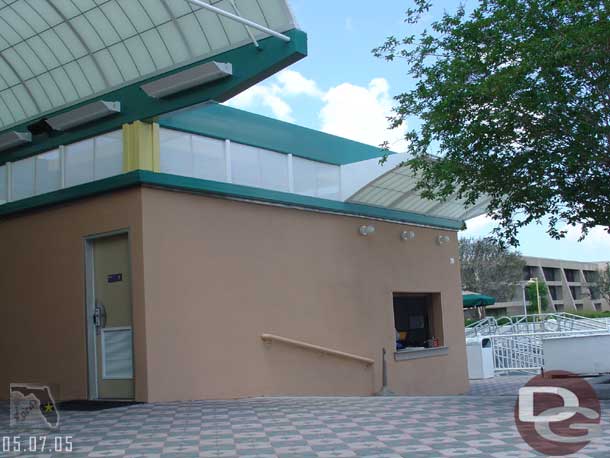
[45,101,121,131]
[0,130,32,151]
[140,61,233,99]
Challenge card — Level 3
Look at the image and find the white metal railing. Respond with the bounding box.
[466,313,610,373]
[466,312,609,338]
[491,333,544,374]
[489,329,607,374]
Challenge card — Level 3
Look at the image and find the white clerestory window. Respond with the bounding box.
[0,130,122,204]
[159,127,341,200]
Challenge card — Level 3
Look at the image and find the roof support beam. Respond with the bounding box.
[186,0,291,43]
[229,0,259,48]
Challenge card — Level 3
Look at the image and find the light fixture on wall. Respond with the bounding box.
[0,130,31,151]
[436,235,451,245]
[45,101,121,131]
[400,230,415,241]
[140,61,233,98]
[359,224,375,236]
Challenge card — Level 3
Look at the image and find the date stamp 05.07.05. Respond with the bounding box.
[3,383,72,454]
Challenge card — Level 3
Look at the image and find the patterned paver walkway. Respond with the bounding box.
[1,379,609,457]
[466,375,532,397]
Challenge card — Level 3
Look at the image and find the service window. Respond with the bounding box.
[393,293,444,350]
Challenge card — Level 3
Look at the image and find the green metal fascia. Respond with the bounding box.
[159,103,390,165]
[0,170,462,230]
[0,29,307,167]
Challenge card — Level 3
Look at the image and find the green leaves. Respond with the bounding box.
[526,281,549,313]
[375,0,610,245]
[459,237,526,301]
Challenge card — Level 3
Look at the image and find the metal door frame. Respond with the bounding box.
[84,228,134,400]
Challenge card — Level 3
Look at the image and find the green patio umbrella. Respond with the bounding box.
[462,291,496,308]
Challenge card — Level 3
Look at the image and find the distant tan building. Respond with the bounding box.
[487,256,609,316]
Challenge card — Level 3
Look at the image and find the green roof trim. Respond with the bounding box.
[0,29,307,167]
[159,103,389,165]
[0,170,462,230]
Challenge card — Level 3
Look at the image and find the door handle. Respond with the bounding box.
[94,301,107,334]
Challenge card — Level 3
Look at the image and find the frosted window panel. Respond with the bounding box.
[159,128,193,176]
[65,139,94,187]
[231,143,261,187]
[260,149,289,191]
[316,162,340,199]
[0,165,7,204]
[35,150,61,194]
[192,135,226,181]
[101,328,133,379]
[95,131,123,179]
[293,156,317,196]
[11,157,35,200]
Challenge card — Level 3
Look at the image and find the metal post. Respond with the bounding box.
[382,347,388,387]
[374,348,396,396]
[522,283,528,317]
[535,278,541,315]
[6,161,12,202]
[229,0,259,48]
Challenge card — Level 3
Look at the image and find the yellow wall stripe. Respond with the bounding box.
[122,121,160,173]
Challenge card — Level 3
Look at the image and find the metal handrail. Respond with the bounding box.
[261,333,374,366]
[466,312,610,337]
[487,329,608,339]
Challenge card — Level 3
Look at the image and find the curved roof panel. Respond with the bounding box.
[0,0,296,131]
[348,164,490,221]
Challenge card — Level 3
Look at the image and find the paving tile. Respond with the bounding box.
[0,375,608,458]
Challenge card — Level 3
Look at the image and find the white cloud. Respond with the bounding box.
[225,70,323,123]
[225,70,407,149]
[319,78,407,149]
[275,70,323,97]
[227,85,294,122]
[459,219,610,261]
[461,214,495,238]
[563,225,610,252]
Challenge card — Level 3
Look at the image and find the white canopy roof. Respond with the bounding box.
[0,0,296,131]
[348,163,490,222]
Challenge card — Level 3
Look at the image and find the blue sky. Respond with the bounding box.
[226,0,610,262]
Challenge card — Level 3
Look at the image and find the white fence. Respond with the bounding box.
[466,313,610,374]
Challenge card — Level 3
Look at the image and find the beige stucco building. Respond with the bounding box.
[1,185,472,402]
[0,1,488,402]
